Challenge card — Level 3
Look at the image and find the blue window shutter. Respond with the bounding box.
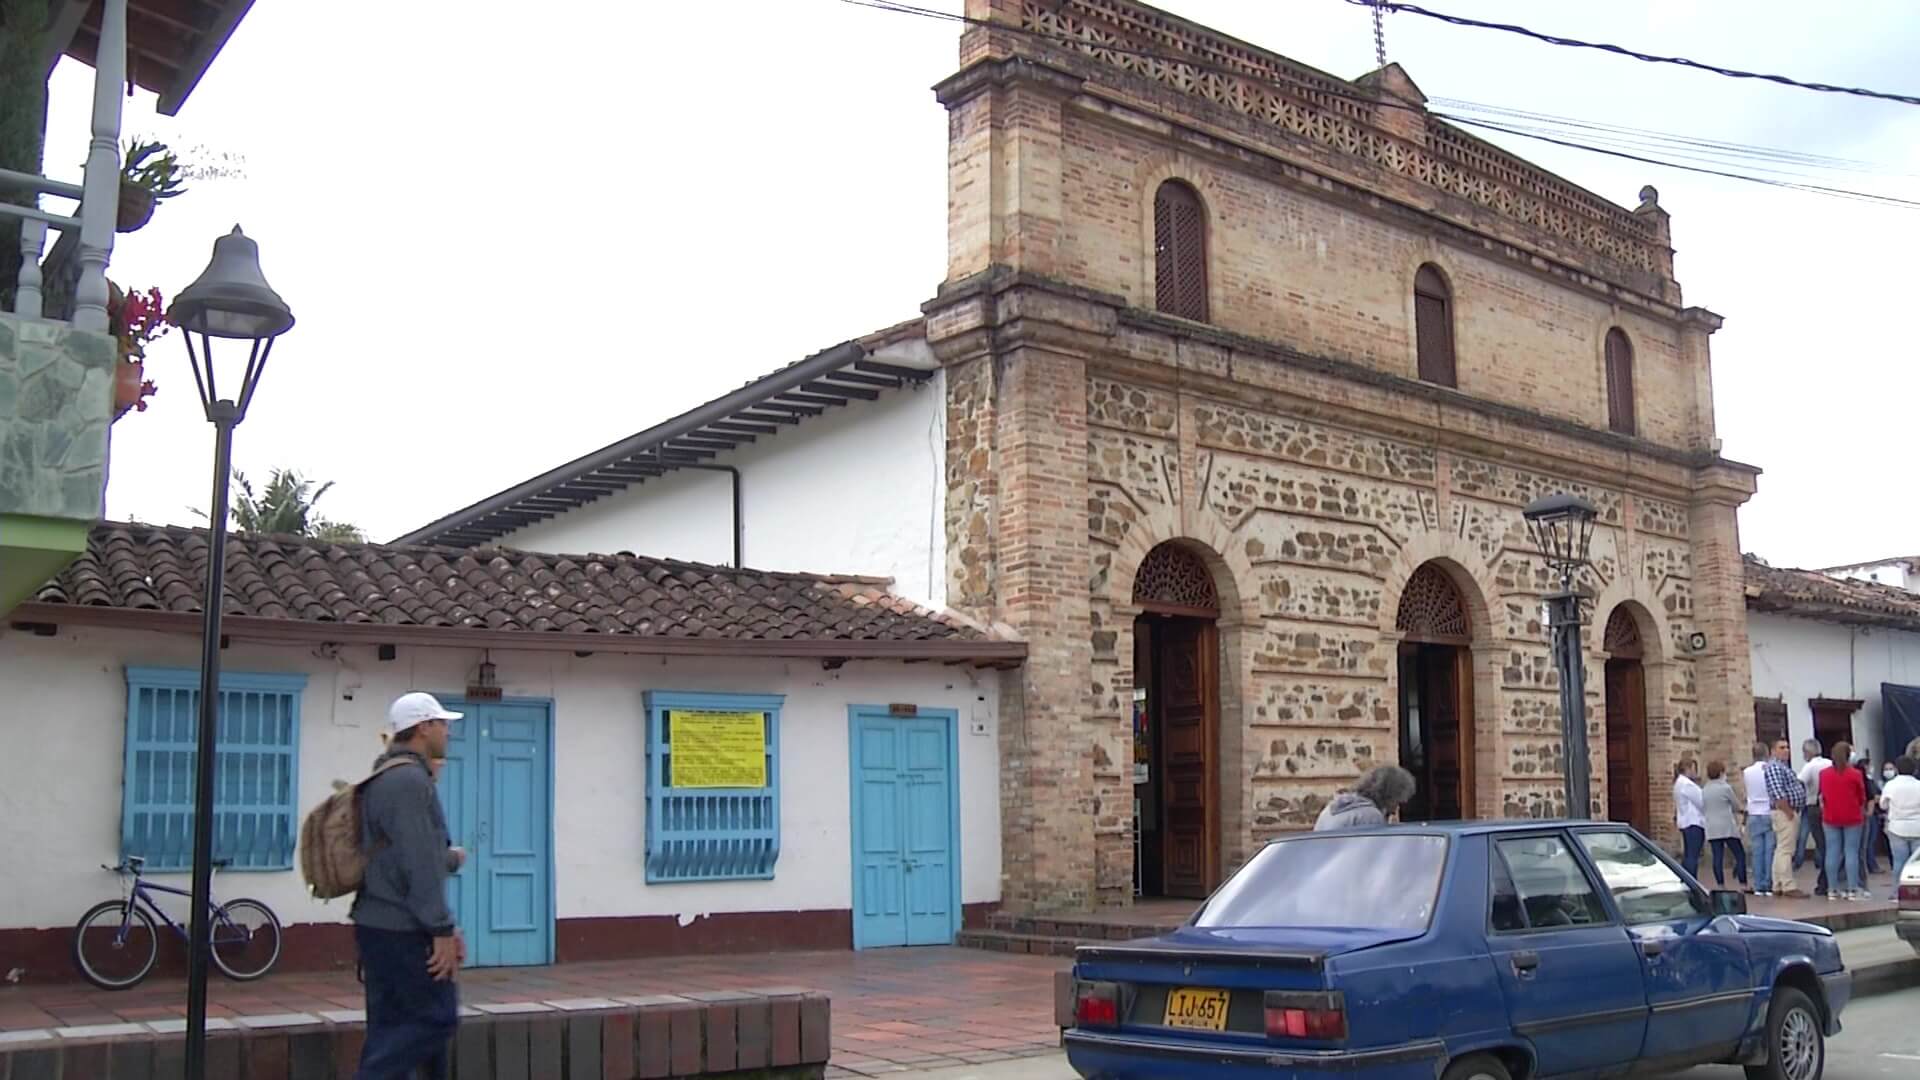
[642,692,783,883]
[122,668,307,872]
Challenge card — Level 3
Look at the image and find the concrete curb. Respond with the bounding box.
[1851,954,1920,998]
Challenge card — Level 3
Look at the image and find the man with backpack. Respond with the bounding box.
[351,692,465,1079]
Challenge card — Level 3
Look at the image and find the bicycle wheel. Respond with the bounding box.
[209,897,283,981]
[72,900,158,990]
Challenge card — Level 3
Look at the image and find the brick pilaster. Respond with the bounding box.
[1689,463,1759,779]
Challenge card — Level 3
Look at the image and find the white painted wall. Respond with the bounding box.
[1827,562,1920,593]
[503,363,949,610]
[1748,611,1920,767]
[0,625,1000,950]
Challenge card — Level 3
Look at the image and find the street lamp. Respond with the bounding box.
[1522,492,1599,821]
[170,226,294,1080]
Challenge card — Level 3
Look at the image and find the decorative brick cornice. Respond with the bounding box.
[974,0,1673,290]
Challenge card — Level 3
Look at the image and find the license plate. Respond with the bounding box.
[1164,987,1231,1031]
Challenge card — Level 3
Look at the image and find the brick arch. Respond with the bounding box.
[1378,533,1499,647]
[1104,525,1259,883]
[1135,154,1226,316]
[1379,533,1503,819]
[1108,518,1258,627]
[1404,248,1471,384]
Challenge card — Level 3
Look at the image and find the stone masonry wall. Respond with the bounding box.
[0,313,114,521]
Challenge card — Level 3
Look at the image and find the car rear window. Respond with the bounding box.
[1193,834,1447,931]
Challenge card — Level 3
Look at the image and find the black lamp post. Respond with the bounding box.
[171,226,294,1080]
[1522,492,1599,821]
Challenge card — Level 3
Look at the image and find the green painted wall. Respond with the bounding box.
[0,311,114,613]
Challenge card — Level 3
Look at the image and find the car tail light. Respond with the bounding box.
[1075,981,1121,1029]
[1264,991,1347,1041]
[1900,884,1920,903]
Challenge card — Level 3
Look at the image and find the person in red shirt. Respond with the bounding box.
[1818,741,1869,900]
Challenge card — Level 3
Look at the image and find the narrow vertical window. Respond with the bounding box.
[1414,264,1456,387]
[1154,180,1208,322]
[1605,328,1636,435]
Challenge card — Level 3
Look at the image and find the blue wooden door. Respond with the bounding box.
[851,709,958,949]
[439,700,552,967]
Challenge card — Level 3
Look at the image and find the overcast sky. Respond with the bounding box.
[48,0,1919,571]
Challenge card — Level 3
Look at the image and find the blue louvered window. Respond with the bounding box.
[643,691,783,883]
[122,668,307,872]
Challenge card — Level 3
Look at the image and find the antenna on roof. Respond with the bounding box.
[1370,0,1389,68]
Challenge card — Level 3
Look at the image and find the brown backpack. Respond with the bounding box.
[299,757,417,900]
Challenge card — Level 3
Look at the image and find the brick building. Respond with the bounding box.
[931,0,1757,911]
[403,0,1761,921]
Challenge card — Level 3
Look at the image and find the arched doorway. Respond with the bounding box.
[1603,607,1651,834]
[1396,563,1475,821]
[1131,542,1220,900]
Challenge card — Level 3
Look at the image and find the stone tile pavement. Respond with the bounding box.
[0,946,1066,1077]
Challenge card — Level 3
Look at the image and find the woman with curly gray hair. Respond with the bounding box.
[1315,765,1419,830]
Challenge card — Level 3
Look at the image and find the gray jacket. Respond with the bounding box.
[1315,792,1387,831]
[350,749,456,937]
[1702,779,1741,840]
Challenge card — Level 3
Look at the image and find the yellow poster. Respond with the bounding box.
[670,711,768,788]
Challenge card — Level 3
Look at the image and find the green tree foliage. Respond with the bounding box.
[199,468,365,542]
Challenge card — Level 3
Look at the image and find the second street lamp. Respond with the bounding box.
[170,226,294,1080]
[1522,492,1599,821]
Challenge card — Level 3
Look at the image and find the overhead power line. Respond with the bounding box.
[1349,0,1920,108]
[831,0,1920,209]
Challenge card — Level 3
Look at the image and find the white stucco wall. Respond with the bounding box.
[0,625,1000,944]
[502,364,949,610]
[1827,563,1920,592]
[1748,611,1920,767]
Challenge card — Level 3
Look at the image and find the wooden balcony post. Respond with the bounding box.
[71,0,127,333]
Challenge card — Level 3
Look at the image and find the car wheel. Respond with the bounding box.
[1744,986,1824,1080]
[1441,1053,1514,1080]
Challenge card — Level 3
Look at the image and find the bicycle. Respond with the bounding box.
[72,855,284,990]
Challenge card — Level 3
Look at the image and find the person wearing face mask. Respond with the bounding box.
[1881,756,1920,894]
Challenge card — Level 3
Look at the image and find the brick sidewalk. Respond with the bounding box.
[0,947,1065,1077]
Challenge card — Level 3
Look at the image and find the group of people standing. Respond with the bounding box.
[1672,738,1920,901]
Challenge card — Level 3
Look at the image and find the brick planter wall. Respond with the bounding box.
[0,990,829,1080]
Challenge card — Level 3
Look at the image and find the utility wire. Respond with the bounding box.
[1350,0,1920,108]
[832,0,1920,208]
[1432,99,1904,175]
[1442,114,1920,210]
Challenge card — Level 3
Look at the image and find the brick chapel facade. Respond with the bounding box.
[927,0,1759,912]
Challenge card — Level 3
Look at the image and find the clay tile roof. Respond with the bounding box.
[30,524,1016,658]
[1744,555,1920,632]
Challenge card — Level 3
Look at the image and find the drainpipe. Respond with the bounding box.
[684,465,742,568]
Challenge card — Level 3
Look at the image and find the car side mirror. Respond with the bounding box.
[1709,890,1747,916]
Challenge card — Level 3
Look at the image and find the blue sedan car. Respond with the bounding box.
[1065,821,1848,1080]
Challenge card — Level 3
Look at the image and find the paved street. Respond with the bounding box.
[899,984,1920,1080]
[3,922,1909,1076]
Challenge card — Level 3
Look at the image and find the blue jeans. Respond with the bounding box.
[355,925,457,1080]
[1863,813,1884,873]
[1795,804,1829,893]
[1681,826,1705,881]
[1748,813,1776,892]
[1709,837,1747,887]
[1823,823,1864,895]
[1890,834,1918,895]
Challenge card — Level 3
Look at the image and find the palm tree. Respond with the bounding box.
[196,468,365,542]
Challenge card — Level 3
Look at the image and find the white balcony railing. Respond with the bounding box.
[0,0,127,333]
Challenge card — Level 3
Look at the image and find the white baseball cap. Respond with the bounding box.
[387,692,462,735]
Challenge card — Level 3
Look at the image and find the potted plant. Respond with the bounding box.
[107,282,165,418]
[117,139,186,233]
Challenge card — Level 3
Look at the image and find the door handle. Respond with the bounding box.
[1640,939,1664,958]
[1511,950,1539,975]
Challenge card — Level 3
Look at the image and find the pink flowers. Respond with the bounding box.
[115,286,170,359]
